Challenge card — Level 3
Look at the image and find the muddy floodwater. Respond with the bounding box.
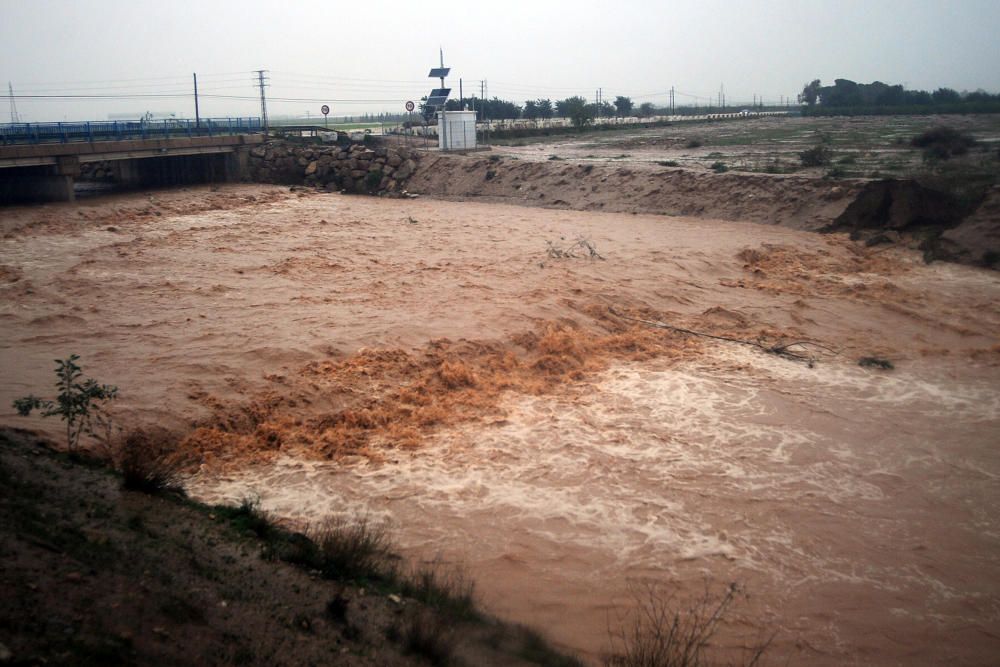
[2,185,999,665]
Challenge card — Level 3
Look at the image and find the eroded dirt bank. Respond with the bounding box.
[406,152,1000,267]
[2,185,999,664]
[407,152,864,230]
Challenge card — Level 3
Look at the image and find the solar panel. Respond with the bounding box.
[429,88,451,98]
[428,68,450,78]
[426,95,449,107]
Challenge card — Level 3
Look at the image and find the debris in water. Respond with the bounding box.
[859,356,894,370]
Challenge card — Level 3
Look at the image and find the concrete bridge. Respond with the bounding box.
[0,119,264,203]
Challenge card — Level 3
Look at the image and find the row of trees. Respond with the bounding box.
[422,95,642,126]
[800,78,1000,109]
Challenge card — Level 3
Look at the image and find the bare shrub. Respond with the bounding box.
[116,427,184,495]
[799,144,832,167]
[604,581,772,667]
[911,126,977,160]
[546,236,605,260]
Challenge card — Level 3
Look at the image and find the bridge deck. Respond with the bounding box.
[1,118,262,146]
[0,134,264,169]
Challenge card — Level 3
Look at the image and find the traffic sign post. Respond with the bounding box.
[321,104,330,128]
[405,101,415,145]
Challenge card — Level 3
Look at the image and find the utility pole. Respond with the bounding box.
[459,78,463,110]
[670,86,675,115]
[193,73,200,129]
[255,69,269,133]
[8,82,19,123]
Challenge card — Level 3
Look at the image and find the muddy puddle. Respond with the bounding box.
[3,185,999,664]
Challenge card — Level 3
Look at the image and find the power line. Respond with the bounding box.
[12,80,251,94]
[271,71,426,85]
[11,71,252,87]
[6,93,407,103]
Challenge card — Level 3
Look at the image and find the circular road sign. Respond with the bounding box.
[405,100,415,112]
[320,105,330,116]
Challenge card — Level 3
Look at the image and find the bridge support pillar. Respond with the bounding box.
[0,167,76,204]
[225,147,250,181]
[31,174,76,203]
[111,160,141,187]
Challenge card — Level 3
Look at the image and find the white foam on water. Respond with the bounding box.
[186,343,1000,660]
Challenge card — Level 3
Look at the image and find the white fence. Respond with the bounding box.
[386,110,790,139]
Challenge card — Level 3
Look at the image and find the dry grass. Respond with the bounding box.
[308,515,396,581]
[400,558,477,618]
[114,426,184,494]
[400,609,459,666]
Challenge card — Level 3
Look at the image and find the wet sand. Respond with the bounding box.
[2,184,999,664]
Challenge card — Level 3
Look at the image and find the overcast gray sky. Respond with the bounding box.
[2,0,999,122]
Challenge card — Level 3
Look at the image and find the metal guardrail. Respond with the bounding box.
[0,117,263,145]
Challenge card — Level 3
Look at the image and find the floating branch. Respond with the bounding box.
[609,307,837,365]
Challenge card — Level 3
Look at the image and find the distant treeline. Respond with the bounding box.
[801,79,1000,115]
[424,95,778,125]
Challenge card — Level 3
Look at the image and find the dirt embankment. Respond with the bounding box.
[822,179,1000,265]
[405,152,999,268]
[0,428,578,666]
[942,184,1000,264]
[406,153,864,230]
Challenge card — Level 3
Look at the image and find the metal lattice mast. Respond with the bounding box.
[8,82,20,123]
[255,70,269,132]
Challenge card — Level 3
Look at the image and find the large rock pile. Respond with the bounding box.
[248,140,420,194]
[78,161,115,182]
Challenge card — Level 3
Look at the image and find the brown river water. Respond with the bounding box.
[2,185,999,664]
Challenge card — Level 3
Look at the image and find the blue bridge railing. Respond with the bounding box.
[0,117,263,145]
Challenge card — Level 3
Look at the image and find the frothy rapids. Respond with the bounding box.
[189,344,1000,664]
[3,185,999,664]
